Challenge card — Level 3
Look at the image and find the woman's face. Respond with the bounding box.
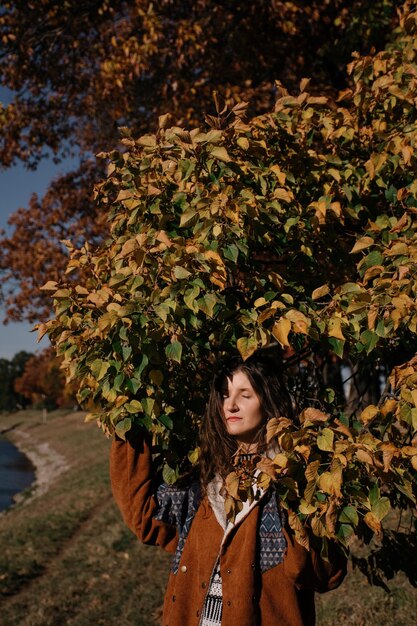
[222,370,264,446]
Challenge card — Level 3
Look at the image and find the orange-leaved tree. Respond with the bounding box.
[42,3,417,582]
[0,0,399,322]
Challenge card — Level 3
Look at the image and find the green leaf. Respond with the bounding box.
[115,418,132,441]
[338,506,358,526]
[372,497,390,522]
[369,482,380,507]
[223,244,239,263]
[90,359,110,381]
[336,523,354,547]
[360,250,384,272]
[126,377,141,394]
[197,293,217,317]
[317,428,334,452]
[328,337,345,358]
[360,329,379,354]
[173,266,192,279]
[184,285,200,312]
[158,414,174,430]
[162,463,180,485]
[125,400,143,414]
[141,397,155,416]
[165,340,182,363]
[179,209,197,227]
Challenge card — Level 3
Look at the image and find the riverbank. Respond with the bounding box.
[0,409,415,625]
[0,409,170,626]
[0,435,35,512]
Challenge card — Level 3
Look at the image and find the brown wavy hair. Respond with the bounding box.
[199,348,294,490]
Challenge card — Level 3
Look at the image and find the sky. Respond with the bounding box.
[0,87,78,359]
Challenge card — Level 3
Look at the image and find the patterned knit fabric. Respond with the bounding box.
[200,560,223,626]
[154,480,201,574]
[258,489,287,572]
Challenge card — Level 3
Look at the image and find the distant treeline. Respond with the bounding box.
[0,349,76,412]
[0,351,32,412]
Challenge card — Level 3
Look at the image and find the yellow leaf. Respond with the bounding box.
[211,146,231,162]
[312,285,330,300]
[236,336,258,360]
[330,201,342,217]
[115,395,129,407]
[299,500,317,515]
[318,470,342,497]
[363,511,381,534]
[355,448,374,465]
[300,407,328,424]
[360,405,379,424]
[237,136,249,150]
[272,318,292,347]
[410,389,417,408]
[401,446,417,456]
[379,442,400,472]
[288,511,310,550]
[310,514,327,538]
[256,457,277,479]
[367,308,378,330]
[350,236,375,254]
[224,472,240,499]
[305,460,320,482]
[328,317,345,340]
[272,453,288,470]
[266,417,292,443]
[269,165,286,185]
[40,280,58,291]
[285,309,310,334]
[273,188,293,202]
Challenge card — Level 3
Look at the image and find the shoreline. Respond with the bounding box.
[1,427,69,511]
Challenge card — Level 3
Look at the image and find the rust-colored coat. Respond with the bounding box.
[110,434,347,626]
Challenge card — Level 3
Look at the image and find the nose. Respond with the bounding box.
[224,395,239,412]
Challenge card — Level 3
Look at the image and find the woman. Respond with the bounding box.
[110,350,347,626]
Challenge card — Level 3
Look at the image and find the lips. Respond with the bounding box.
[226,416,243,422]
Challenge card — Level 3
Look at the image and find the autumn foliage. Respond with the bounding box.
[0,0,399,321]
[40,3,417,567]
[14,348,77,409]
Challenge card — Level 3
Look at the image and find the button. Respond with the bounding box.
[252,595,257,602]
[251,562,256,568]
[201,582,206,588]
[172,595,176,602]
[180,565,187,573]
[227,569,232,574]
[227,600,232,606]
[196,610,200,617]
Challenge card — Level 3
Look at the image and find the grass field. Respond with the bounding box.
[0,409,416,626]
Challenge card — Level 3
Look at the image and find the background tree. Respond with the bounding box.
[0,350,32,412]
[0,0,399,322]
[14,347,76,410]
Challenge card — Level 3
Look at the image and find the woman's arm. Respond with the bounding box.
[110,429,178,553]
[282,526,348,593]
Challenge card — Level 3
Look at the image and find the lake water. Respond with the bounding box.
[0,435,35,512]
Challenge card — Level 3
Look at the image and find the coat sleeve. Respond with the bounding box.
[110,429,178,553]
[282,526,348,593]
